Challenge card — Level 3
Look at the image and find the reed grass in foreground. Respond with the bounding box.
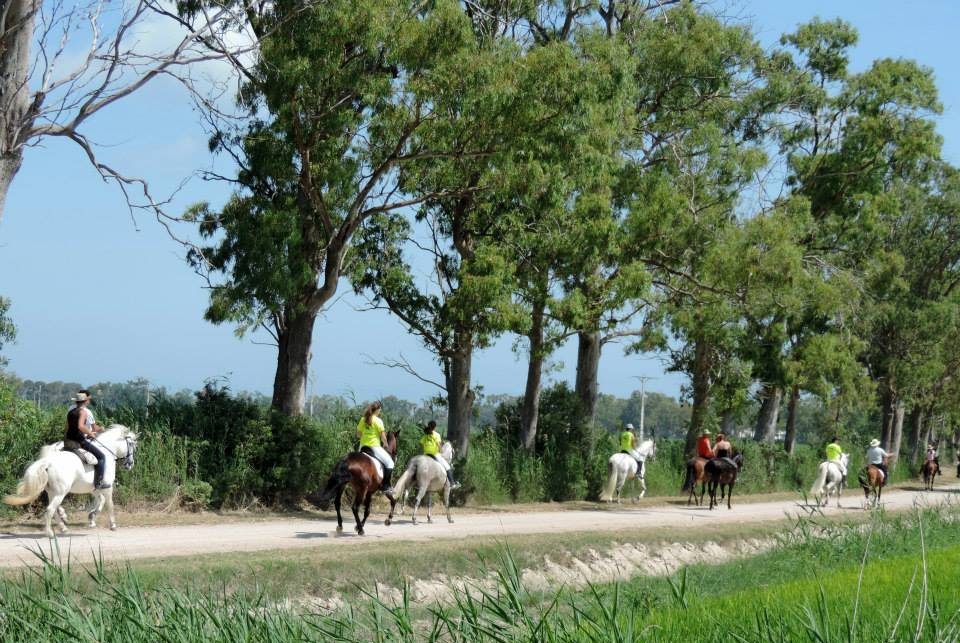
[0,507,957,642]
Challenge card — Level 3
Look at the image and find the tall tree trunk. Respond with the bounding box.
[575,329,601,457]
[783,385,800,455]
[890,399,905,469]
[753,384,783,442]
[446,328,475,458]
[880,387,897,450]
[0,0,37,223]
[270,309,316,416]
[685,337,713,456]
[907,407,924,466]
[519,299,545,450]
[720,409,736,436]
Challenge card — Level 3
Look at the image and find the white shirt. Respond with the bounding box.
[866,446,888,465]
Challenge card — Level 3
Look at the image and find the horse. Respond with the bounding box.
[3,425,138,537]
[809,453,850,508]
[681,456,709,506]
[308,431,399,535]
[858,460,887,507]
[705,453,743,510]
[600,439,657,503]
[921,459,939,491]
[387,441,455,525]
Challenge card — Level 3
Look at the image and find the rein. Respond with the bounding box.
[91,435,133,466]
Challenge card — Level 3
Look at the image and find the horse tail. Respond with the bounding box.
[313,459,353,511]
[599,458,617,502]
[4,459,51,506]
[810,462,829,497]
[681,460,694,493]
[393,459,418,500]
[857,467,870,489]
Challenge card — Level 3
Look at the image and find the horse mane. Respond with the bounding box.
[99,424,138,444]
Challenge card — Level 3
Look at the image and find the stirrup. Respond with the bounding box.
[94,482,112,490]
[449,481,462,490]
[381,486,395,498]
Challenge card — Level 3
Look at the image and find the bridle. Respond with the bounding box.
[92,435,136,470]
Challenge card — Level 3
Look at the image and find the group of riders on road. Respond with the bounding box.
[356,400,459,501]
[59,392,951,505]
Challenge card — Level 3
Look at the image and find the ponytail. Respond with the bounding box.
[363,400,383,426]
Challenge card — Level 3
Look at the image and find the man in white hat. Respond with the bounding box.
[865,438,890,485]
[65,390,109,489]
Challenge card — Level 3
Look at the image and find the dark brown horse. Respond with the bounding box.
[308,431,399,535]
[921,459,940,491]
[705,453,743,510]
[681,457,709,506]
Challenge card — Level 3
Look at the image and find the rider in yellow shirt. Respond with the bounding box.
[357,401,395,498]
[421,420,459,489]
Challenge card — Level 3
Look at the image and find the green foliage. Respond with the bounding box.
[0,296,14,366]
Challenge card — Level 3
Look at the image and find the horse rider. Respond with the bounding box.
[696,429,715,460]
[925,443,939,470]
[620,423,644,470]
[866,438,890,486]
[825,435,847,479]
[65,390,110,489]
[421,420,460,489]
[356,401,395,499]
[713,432,732,459]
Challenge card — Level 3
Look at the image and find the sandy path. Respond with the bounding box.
[0,485,955,568]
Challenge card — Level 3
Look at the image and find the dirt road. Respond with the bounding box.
[0,485,955,568]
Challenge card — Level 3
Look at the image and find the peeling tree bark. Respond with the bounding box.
[519,298,545,450]
[753,384,783,443]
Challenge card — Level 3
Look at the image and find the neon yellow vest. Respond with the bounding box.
[421,431,441,456]
[825,442,842,462]
[620,431,634,452]
[357,416,384,448]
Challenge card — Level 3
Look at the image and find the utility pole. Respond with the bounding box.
[633,376,655,441]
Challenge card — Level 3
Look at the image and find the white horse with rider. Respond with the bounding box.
[809,452,850,508]
[600,438,657,503]
[3,424,138,537]
[387,441,456,525]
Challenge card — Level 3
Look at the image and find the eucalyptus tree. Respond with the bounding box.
[187,0,484,415]
[762,19,943,450]
[862,165,960,462]
[0,0,253,224]
[350,25,621,456]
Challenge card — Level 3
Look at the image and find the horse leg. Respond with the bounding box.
[727,483,733,510]
[45,493,68,538]
[444,485,453,524]
[637,474,646,500]
[698,482,706,506]
[88,491,107,528]
[352,492,364,535]
[105,489,117,531]
[334,486,345,534]
[426,492,434,524]
[358,493,373,535]
[56,506,68,531]
[615,474,625,504]
[412,486,428,525]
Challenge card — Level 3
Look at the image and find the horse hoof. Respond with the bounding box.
[110,525,117,531]
[88,522,96,529]
[384,519,391,527]
[427,518,433,524]
[335,526,343,534]
[447,518,454,524]
[45,531,55,539]
[59,527,69,534]
[356,528,364,536]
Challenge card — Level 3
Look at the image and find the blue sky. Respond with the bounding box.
[1,1,958,404]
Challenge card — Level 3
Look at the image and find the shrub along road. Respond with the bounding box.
[0,484,956,568]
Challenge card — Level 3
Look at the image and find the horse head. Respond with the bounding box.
[386,430,400,459]
[733,452,744,470]
[638,439,656,461]
[103,424,138,470]
[441,440,455,462]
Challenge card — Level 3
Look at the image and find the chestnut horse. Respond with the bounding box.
[308,431,399,535]
[921,459,939,491]
[681,457,709,506]
[705,453,744,510]
[858,461,886,507]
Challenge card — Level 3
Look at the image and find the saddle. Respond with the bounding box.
[62,440,98,466]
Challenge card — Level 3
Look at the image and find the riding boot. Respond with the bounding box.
[446,469,461,490]
[380,468,396,499]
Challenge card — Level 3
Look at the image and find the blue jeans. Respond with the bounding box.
[78,439,106,486]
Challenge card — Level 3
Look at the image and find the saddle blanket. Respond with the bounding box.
[60,441,98,466]
[362,453,384,479]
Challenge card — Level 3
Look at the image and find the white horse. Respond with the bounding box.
[600,438,657,503]
[809,453,849,508]
[387,441,455,525]
[3,424,138,537]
